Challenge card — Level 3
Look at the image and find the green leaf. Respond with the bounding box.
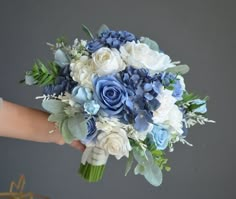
[151,150,163,157]
[165,166,171,172]
[125,152,134,176]
[42,99,66,114]
[134,164,145,175]
[133,150,163,186]
[166,64,190,75]
[140,37,160,51]
[60,119,75,144]
[82,24,94,39]
[67,113,88,140]
[97,24,109,37]
[143,160,163,187]
[48,113,66,123]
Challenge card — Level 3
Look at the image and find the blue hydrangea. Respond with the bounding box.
[87,30,137,53]
[43,65,77,96]
[118,66,162,132]
[158,72,183,100]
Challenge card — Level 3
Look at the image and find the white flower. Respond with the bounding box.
[153,89,177,124]
[167,105,184,135]
[96,118,131,159]
[70,56,94,89]
[153,88,183,135]
[120,41,175,73]
[92,47,125,76]
[178,75,186,91]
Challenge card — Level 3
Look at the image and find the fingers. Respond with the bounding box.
[70,140,86,152]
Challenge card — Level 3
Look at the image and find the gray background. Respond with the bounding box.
[0,0,234,198]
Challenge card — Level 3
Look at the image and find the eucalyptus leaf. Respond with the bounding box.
[125,152,134,176]
[134,164,145,175]
[82,24,94,39]
[67,113,88,140]
[143,161,163,187]
[166,64,190,75]
[133,149,163,187]
[97,24,109,37]
[54,49,70,68]
[140,37,160,52]
[42,99,66,114]
[60,119,75,144]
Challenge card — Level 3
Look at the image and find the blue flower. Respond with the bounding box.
[191,99,207,114]
[81,117,97,144]
[87,39,104,53]
[43,65,77,96]
[118,66,161,131]
[86,30,137,53]
[72,86,92,104]
[148,125,170,150]
[84,100,100,115]
[158,72,183,100]
[93,75,128,116]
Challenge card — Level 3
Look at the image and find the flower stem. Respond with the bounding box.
[79,162,106,182]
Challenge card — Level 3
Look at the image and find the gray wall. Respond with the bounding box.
[0,0,234,198]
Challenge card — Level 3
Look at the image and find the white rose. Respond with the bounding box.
[92,47,125,76]
[70,56,94,89]
[120,41,175,73]
[97,127,131,160]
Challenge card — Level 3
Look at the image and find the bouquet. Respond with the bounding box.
[21,24,214,186]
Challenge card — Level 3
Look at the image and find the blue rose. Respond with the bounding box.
[191,99,207,114]
[93,75,128,116]
[148,125,170,150]
[87,39,104,53]
[72,86,92,104]
[81,117,97,144]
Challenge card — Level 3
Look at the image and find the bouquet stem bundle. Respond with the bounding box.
[79,163,105,182]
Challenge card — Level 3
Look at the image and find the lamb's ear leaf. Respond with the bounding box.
[166,64,190,75]
[42,100,66,114]
[60,119,75,144]
[140,37,160,52]
[67,113,88,140]
[97,24,110,37]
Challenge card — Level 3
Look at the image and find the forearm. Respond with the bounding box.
[0,100,64,145]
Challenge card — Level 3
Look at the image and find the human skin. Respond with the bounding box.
[0,99,85,151]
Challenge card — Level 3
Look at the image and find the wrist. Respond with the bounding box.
[49,126,65,145]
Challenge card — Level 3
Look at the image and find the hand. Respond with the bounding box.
[70,140,86,152]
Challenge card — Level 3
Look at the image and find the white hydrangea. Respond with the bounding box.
[70,56,95,89]
[153,88,183,135]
